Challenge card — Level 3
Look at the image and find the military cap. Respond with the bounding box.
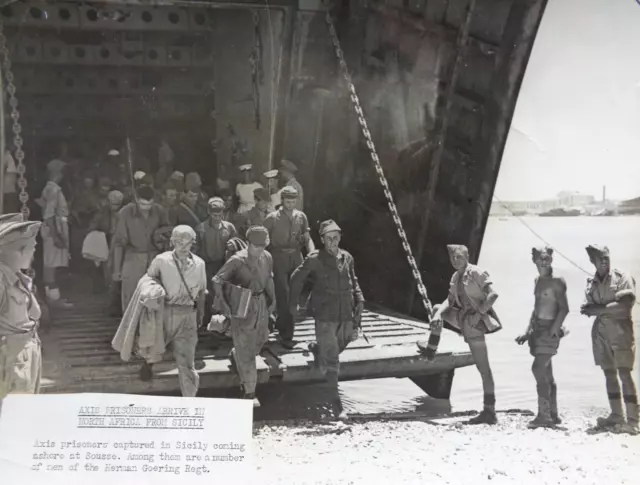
[170,171,185,180]
[280,186,298,199]
[532,245,554,261]
[263,169,279,179]
[107,149,120,156]
[133,171,146,181]
[0,221,42,248]
[239,164,253,172]
[108,190,124,204]
[280,160,298,173]
[253,187,270,201]
[207,197,225,211]
[47,158,66,173]
[246,226,269,246]
[319,219,341,236]
[586,244,609,264]
[0,213,24,225]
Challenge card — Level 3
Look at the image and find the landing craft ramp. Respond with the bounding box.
[40,293,472,398]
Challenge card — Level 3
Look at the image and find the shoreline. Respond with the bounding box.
[254,409,639,485]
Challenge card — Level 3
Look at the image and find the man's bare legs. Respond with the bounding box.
[529,354,555,427]
[467,339,497,424]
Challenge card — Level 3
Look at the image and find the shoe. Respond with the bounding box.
[467,409,498,425]
[596,413,625,429]
[613,422,639,435]
[528,397,555,429]
[140,362,153,382]
[280,338,295,350]
[243,393,260,408]
[551,413,562,425]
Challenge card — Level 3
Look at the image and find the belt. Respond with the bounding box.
[272,247,299,253]
[252,290,265,298]
[0,323,39,345]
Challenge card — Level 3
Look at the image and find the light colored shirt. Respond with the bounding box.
[147,251,207,306]
[236,182,263,208]
[584,269,636,326]
[0,262,41,336]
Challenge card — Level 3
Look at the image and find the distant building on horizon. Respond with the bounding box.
[491,190,596,216]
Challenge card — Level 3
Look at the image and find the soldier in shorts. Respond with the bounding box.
[581,245,637,434]
[516,246,569,428]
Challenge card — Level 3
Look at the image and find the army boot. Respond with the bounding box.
[596,395,625,429]
[528,396,555,429]
[467,393,497,425]
[550,382,562,424]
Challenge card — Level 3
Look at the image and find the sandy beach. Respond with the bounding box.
[254,412,639,485]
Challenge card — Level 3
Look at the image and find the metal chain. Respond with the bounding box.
[323,6,434,322]
[0,20,28,220]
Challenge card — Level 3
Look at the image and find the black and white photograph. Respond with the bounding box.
[0,0,638,483]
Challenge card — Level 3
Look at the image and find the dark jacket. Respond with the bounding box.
[290,248,364,323]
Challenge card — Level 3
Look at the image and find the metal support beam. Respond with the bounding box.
[0,60,4,214]
[407,0,477,315]
[1,0,293,10]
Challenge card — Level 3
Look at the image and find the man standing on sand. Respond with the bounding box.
[142,226,207,396]
[112,184,169,312]
[417,244,502,425]
[263,186,315,349]
[289,220,364,419]
[0,215,43,413]
[580,245,637,435]
[212,226,276,406]
[516,246,569,428]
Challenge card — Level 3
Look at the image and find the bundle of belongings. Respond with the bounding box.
[82,230,109,265]
[111,275,166,363]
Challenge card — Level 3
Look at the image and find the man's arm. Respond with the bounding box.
[289,255,315,314]
[592,274,636,318]
[265,253,276,313]
[112,208,129,279]
[212,258,239,315]
[301,214,315,253]
[475,269,498,314]
[550,277,569,333]
[196,262,207,324]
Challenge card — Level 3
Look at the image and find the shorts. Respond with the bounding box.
[528,318,560,356]
[441,306,487,343]
[592,319,636,370]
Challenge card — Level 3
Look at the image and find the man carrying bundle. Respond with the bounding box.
[289,220,364,419]
[0,214,43,412]
[142,226,207,396]
[263,186,315,349]
[212,226,276,406]
[516,246,569,428]
[417,244,501,425]
[581,245,637,435]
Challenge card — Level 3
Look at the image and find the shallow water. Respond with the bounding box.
[256,216,640,419]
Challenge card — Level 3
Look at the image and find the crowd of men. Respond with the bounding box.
[0,140,636,429]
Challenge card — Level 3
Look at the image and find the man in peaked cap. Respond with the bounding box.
[236,164,263,214]
[581,244,638,435]
[417,244,502,425]
[212,225,276,406]
[278,160,304,211]
[289,219,364,419]
[263,185,315,349]
[0,218,44,411]
[263,169,281,212]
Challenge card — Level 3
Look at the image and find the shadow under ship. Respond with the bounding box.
[0,0,549,399]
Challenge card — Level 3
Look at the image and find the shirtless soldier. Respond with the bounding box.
[581,245,637,435]
[516,246,569,428]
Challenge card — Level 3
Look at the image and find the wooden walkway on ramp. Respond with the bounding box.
[40,294,473,397]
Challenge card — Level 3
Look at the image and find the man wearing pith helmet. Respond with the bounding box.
[263,185,315,349]
[0,214,44,412]
[289,219,364,419]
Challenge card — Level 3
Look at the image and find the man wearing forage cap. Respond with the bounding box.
[0,216,44,412]
[278,160,304,211]
[289,219,364,419]
[212,225,276,406]
[263,185,315,349]
[581,244,638,434]
[417,244,502,425]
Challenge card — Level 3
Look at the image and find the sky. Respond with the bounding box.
[493,0,640,202]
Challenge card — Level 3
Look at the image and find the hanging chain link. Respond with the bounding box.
[0,19,29,220]
[322,4,435,324]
